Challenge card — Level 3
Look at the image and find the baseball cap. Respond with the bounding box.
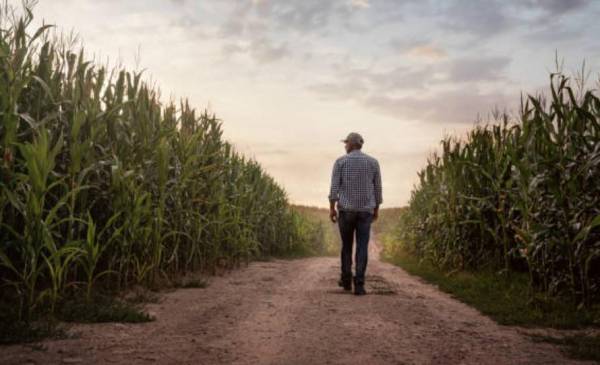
[341,132,364,145]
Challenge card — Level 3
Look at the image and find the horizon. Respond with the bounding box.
[25,0,600,208]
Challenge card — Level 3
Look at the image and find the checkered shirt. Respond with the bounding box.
[328,150,383,212]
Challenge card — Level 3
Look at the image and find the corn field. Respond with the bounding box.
[387,73,600,307]
[291,205,341,256]
[0,8,327,320]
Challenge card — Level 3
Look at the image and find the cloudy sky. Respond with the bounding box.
[26,0,600,207]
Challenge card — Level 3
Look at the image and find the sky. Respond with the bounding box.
[21,0,600,207]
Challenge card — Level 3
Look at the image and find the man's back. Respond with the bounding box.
[328,149,382,212]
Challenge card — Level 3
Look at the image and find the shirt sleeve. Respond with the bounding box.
[328,160,341,202]
[373,160,383,205]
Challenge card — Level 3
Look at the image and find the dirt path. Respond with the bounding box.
[1,238,589,365]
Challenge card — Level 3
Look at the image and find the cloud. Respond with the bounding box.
[438,1,511,38]
[219,2,254,37]
[515,1,591,45]
[524,26,583,43]
[218,0,352,37]
[350,0,370,9]
[249,38,289,63]
[389,36,431,52]
[310,54,511,103]
[268,1,352,34]
[523,0,590,15]
[365,88,513,124]
[446,56,511,82]
[368,66,434,91]
[308,79,369,100]
[215,1,355,65]
[216,0,401,39]
[309,63,436,105]
[222,43,245,56]
[433,0,592,42]
[222,37,289,64]
[389,37,447,61]
[407,45,447,60]
[308,54,515,125]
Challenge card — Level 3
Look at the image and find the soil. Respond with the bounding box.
[0,238,591,364]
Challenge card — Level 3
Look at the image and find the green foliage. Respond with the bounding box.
[384,72,600,307]
[57,296,153,323]
[0,319,61,345]
[178,278,208,289]
[532,334,600,362]
[381,240,600,328]
[290,205,340,257]
[0,296,66,344]
[382,239,600,363]
[0,5,325,326]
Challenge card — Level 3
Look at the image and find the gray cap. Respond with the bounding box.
[341,132,364,145]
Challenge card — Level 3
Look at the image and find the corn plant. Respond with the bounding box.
[0,5,329,319]
[389,72,600,307]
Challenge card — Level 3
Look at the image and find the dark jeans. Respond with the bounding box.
[338,210,373,286]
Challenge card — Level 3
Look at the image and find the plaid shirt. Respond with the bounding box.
[328,150,383,212]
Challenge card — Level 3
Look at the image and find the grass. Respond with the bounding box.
[0,288,155,347]
[177,278,209,289]
[0,302,150,345]
[57,295,153,323]
[531,334,600,362]
[291,205,341,257]
[0,318,66,345]
[0,289,153,345]
[382,242,600,362]
[0,299,64,345]
[382,245,600,328]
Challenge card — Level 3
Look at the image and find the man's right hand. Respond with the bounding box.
[329,208,337,223]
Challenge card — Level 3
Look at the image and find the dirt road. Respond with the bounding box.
[1,239,587,365]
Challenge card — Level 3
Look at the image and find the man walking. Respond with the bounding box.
[328,132,383,295]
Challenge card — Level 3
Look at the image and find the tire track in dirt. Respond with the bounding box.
[0,238,591,364]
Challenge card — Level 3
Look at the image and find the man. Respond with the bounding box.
[328,132,383,296]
